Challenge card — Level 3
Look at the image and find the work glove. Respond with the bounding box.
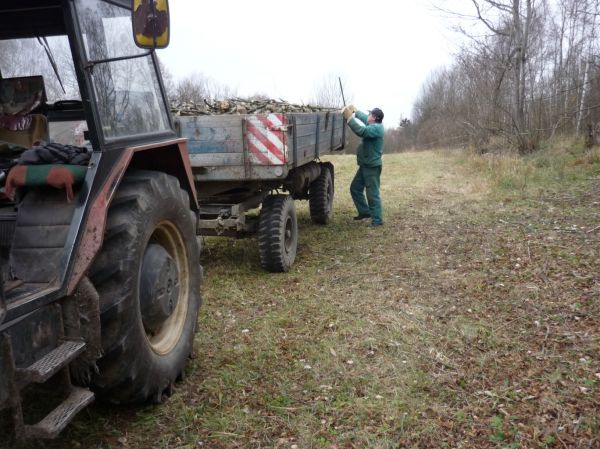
[341,106,350,120]
[342,104,357,120]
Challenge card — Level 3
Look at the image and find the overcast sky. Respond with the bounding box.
[159,0,464,127]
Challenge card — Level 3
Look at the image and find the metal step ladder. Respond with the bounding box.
[23,385,94,439]
[2,336,95,440]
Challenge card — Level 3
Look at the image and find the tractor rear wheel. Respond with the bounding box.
[90,170,201,404]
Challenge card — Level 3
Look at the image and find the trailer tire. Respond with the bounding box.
[258,194,297,272]
[89,170,201,404]
[309,164,334,224]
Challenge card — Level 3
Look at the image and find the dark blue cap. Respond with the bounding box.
[369,108,384,121]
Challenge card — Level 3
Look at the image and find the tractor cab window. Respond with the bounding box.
[0,38,88,148]
[74,0,171,142]
[0,37,80,103]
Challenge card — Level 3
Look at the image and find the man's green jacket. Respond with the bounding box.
[347,111,384,167]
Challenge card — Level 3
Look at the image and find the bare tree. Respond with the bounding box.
[413,0,600,152]
[458,0,542,152]
[310,73,350,108]
[158,57,176,101]
[171,72,237,103]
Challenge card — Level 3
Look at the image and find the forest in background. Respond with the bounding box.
[163,1,600,156]
[1,1,598,156]
[398,0,600,154]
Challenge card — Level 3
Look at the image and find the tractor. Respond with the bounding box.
[0,0,201,441]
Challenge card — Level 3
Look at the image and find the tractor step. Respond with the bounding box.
[17,340,86,384]
[23,387,94,439]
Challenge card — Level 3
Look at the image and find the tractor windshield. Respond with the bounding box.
[74,0,171,141]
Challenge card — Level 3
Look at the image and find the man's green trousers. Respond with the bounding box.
[350,165,383,225]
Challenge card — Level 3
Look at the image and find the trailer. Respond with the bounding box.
[0,0,204,441]
[175,110,346,271]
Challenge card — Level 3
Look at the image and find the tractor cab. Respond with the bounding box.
[0,0,173,148]
[0,0,175,310]
[0,1,202,442]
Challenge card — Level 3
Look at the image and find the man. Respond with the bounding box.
[342,105,385,227]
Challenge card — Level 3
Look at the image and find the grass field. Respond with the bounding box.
[39,144,599,449]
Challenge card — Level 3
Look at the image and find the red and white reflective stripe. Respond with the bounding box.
[246,113,288,165]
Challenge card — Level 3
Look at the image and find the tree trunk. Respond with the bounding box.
[577,56,589,135]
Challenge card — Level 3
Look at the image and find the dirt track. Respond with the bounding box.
[30,151,599,449]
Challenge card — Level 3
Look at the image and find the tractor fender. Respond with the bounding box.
[67,138,198,295]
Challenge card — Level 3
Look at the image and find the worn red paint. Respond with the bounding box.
[67,138,197,294]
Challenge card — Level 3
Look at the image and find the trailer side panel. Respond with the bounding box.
[177,112,344,182]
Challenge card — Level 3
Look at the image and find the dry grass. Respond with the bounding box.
[34,146,599,449]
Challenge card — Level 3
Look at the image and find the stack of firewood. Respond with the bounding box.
[170,98,337,116]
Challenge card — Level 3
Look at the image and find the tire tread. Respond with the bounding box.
[89,170,200,404]
[309,165,333,224]
[258,195,297,272]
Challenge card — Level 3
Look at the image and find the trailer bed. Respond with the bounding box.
[175,111,345,182]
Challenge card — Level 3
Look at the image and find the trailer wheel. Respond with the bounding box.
[258,194,297,272]
[309,164,334,224]
[89,170,201,404]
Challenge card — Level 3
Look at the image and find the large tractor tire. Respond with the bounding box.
[258,194,297,272]
[89,170,201,404]
[309,164,334,225]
